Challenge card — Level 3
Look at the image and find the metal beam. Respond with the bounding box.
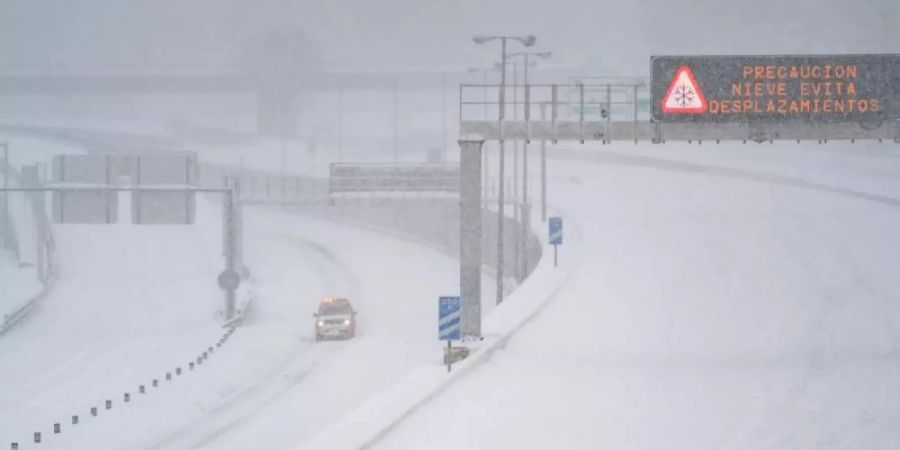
[461,120,900,142]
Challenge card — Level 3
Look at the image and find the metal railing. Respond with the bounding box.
[460,83,651,143]
[460,83,651,121]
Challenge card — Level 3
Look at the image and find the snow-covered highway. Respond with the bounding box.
[373,143,900,450]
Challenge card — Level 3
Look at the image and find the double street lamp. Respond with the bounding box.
[472,34,536,306]
[506,51,552,278]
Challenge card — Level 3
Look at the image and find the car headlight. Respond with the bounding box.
[317,321,325,327]
[343,319,351,326]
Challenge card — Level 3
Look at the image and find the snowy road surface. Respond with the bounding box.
[0,197,469,449]
[144,207,471,450]
[374,144,900,450]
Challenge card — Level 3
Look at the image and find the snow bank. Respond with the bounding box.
[372,143,900,450]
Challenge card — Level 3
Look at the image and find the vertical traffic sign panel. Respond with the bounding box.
[549,217,563,245]
[438,296,461,341]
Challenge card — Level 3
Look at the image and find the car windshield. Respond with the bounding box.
[319,302,351,316]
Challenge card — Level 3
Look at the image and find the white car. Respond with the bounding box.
[314,297,357,341]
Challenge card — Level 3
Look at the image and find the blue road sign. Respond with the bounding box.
[549,217,563,245]
[438,296,461,341]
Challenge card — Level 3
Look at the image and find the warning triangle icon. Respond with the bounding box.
[661,65,707,113]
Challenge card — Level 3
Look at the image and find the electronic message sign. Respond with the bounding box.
[652,55,900,124]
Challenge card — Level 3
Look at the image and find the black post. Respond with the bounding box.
[554,244,558,267]
[53,424,60,434]
[223,185,237,321]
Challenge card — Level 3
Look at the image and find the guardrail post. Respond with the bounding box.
[33,433,40,444]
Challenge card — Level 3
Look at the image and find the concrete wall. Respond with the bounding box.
[290,197,542,285]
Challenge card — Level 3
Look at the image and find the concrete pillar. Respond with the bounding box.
[459,139,484,339]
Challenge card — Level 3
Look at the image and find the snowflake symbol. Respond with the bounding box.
[673,84,696,107]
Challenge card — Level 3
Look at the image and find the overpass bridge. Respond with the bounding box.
[0,69,458,137]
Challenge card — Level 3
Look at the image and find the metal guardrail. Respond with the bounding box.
[329,163,460,196]
[235,175,329,205]
[0,163,57,336]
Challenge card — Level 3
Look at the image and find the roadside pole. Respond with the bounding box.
[496,37,507,306]
[221,180,239,321]
[439,296,464,372]
[392,75,399,162]
[1,142,8,250]
[521,140,529,279]
[540,104,547,222]
[512,63,520,281]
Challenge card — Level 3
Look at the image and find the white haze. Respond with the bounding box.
[0,0,897,75]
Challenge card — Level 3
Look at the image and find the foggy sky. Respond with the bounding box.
[1,0,898,76]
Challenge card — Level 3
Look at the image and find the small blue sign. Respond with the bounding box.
[549,217,563,245]
[438,296,461,341]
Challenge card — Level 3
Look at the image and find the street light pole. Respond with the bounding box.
[498,37,507,305]
[441,72,448,161]
[392,75,399,162]
[540,103,548,222]
[482,68,489,202]
[511,61,520,280]
[1,142,7,250]
[506,50,550,279]
[338,79,344,162]
[473,34,536,305]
